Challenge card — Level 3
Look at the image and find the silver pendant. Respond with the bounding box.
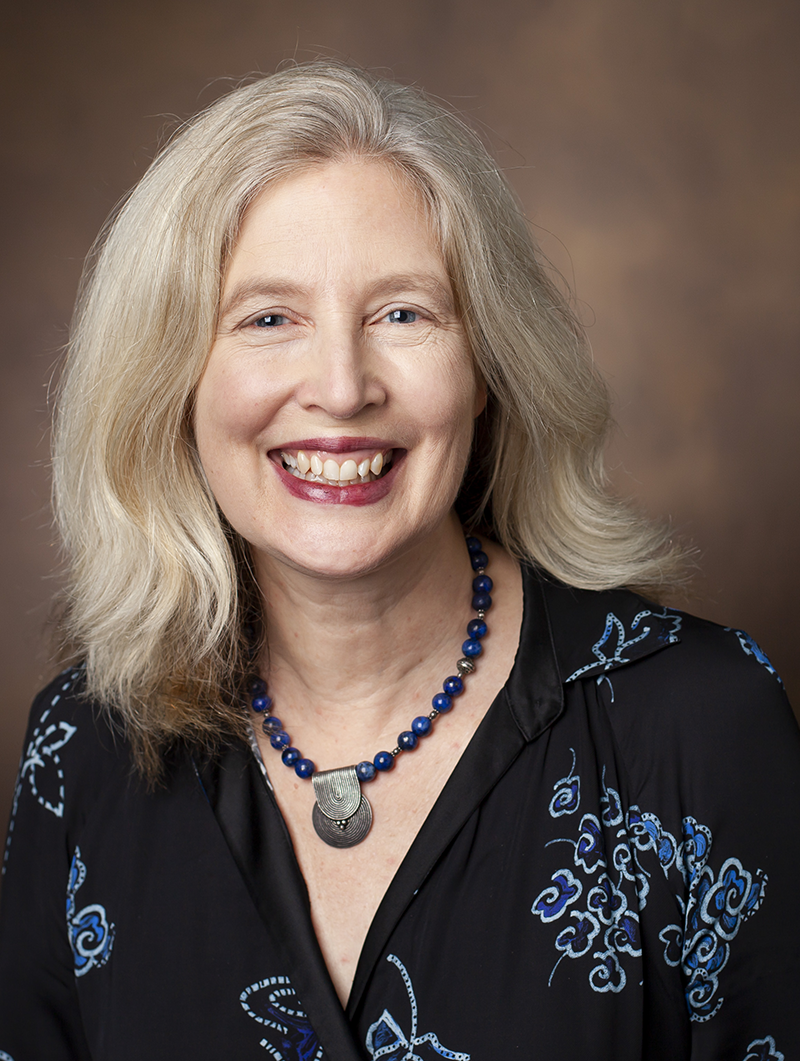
[312,766,373,848]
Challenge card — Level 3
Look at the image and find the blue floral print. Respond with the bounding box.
[532,753,767,1020]
[727,629,784,686]
[366,954,471,1060]
[565,608,682,699]
[533,868,583,922]
[548,747,581,816]
[743,1036,784,1061]
[240,976,323,1060]
[659,838,767,1022]
[3,669,82,876]
[66,847,115,977]
[533,768,645,994]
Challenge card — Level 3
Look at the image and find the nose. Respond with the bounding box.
[295,320,386,420]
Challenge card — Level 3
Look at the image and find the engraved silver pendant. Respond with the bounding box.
[311,766,373,848]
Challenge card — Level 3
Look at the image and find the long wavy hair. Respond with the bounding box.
[53,60,683,775]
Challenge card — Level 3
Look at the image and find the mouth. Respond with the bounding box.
[275,446,398,487]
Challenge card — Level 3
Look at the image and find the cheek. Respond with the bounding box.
[194,359,267,458]
[419,364,481,463]
[438,356,482,435]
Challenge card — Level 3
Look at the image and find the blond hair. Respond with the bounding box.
[53,60,683,773]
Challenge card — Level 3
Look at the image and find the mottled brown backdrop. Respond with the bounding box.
[2,0,798,827]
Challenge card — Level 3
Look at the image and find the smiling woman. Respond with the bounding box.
[1,60,798,1061]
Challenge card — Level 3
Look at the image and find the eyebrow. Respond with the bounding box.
[218,280,304,321]
[218,273,456,320]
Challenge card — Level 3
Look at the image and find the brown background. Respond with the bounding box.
[2,0,798,829]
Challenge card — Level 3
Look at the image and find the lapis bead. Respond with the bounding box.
[294,758,315,778]
[261,715,283,734]
[251,696,272,713]
[281,747,301,766]
[412,716,432,736]
[472,592,492,611]
[472,574,493,593]
[465,536,483,553]
[270,731,290,750]
[247,676,267,696]
[467,618,487,639]
[432,692,453,713]
[398,730,418,751]
[374,751,395,771]
[469,550,489,571]
[443,675,464,696]
[356,760,377,782]
[462,639,483,657]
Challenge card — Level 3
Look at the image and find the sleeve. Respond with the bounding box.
[0,674,94,1061]
[611,619,800,1061]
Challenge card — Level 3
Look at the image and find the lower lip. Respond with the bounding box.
[274,455,403,506]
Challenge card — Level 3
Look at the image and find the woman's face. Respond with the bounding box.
[194,160,485,582]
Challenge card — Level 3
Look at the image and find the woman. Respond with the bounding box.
[1,61,797,1060]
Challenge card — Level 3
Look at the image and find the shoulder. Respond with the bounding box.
[24,663,125,756]
[536,573,797,792]
[14,664,133,832]
[539,572,788,704]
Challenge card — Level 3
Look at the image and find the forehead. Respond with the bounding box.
[222,160,447,294]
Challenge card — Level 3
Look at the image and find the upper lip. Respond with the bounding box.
[273,437,400,453]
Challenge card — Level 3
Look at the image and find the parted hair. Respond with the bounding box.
[53,60,683,774]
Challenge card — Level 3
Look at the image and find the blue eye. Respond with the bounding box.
[386,309,418,324]
[253,314,289,328]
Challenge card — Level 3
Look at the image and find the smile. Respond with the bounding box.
[280,449,394,487]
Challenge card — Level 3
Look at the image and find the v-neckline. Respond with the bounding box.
[194,567,563,1055]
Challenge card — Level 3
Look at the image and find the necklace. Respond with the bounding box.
[247,537,492,849]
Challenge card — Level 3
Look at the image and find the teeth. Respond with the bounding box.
[281,448,394,486]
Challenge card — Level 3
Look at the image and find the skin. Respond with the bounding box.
[194,160,523,1004]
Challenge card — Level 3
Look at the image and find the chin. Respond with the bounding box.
[252,512,452,586]
[262,542,391,584]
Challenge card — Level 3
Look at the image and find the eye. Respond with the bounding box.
[385,309,419,324]
[253,314,290,328]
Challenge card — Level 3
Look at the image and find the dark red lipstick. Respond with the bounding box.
[274,451,403,505]
[276,437,399,454]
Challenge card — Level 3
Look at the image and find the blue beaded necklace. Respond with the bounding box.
[248,536,492,848]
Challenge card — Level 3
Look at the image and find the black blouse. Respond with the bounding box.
[1,568,798,1060]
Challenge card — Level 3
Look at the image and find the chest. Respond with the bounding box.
[265,748,459,1005]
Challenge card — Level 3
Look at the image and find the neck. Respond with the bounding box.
[253,514,475,747]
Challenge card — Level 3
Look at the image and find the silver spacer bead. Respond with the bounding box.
[391,747,401,757]
[457,657,476,676]
[476,610,486,620]
[477,567,486,576]
[429,709,439,720]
